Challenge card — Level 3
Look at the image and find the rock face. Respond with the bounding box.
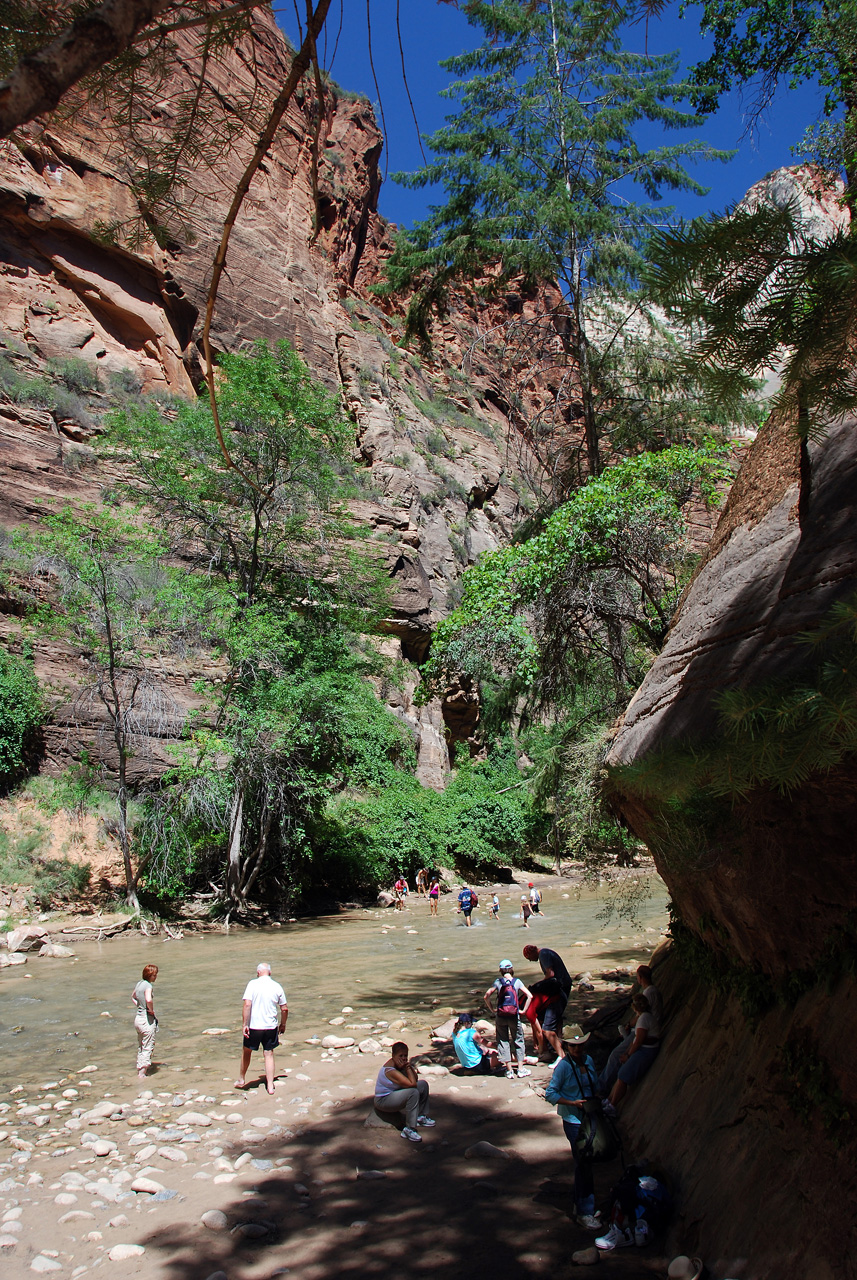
[0,8,544,788]
[606,403,857,1274]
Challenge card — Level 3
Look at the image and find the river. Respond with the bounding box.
[0,879,668,1089]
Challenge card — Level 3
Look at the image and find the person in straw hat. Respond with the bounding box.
[667,1257,703,1280]
[544,1024,601,1228]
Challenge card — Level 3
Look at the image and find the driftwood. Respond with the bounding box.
[60,917,134,941]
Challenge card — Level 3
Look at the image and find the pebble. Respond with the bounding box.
[133,1146,156,1163]
[356,1169,386,1180]
[213,1174,236,1184]
[0,1235,18,1250]
[358,1038,381,1054]
[321,1035,354,1049]
[206,1273,228,1280]
[108,1216,130,1228]
[249,1117,272,1129]
[3,1209,23,1221]
[234,1153,253,1169]
[464,1141,511,1160]
[55,1192,78,1205]
[201,1210,228,1232]
[130,1177,164,1194]
[108,1244,145,1261]
[328,1017,345,1026]
[157,1147,188,1163]
[59,1211,95,1223]
[181,1112,212,1127]
[92,1140,116,1157]
[232,1222,268,1239]
[31,1258,63,1273]
[225,1114,242,1125]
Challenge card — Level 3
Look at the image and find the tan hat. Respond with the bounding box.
[563,1024,591,1045]
[668,1257,703,1280]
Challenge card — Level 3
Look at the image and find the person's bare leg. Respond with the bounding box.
[609,1079,628,1108]
[544,1027,563,1059]
[235,1047,253,1087]
[263,1049,276,1093]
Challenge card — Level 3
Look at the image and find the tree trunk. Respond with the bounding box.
[116,767,140,914]
[226,786,244,906]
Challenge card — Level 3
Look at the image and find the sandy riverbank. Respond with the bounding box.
[1,994,678,1280]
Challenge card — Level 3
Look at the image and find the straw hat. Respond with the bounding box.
[668,1257,703,1280]
[563,1024,591,1045]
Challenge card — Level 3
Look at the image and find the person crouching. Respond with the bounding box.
[374,1042,434,1143]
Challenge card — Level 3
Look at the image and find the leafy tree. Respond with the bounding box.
[0,645,43,790]
[691,0,857,202]
[646,194,857,441]
[12,508,189,911]
[108,341,390,914]
[381,0,729,483]
[421,445,732,707]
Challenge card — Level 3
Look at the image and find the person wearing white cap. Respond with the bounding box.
[484,960,533,1079]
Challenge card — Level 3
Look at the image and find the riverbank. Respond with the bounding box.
[1,885,676,1279]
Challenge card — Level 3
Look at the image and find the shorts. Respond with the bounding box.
[243,1026,279,1052]
[541,996,567,1034]
[531,902,540,913]
[464,1055,493,1075]
[461,908,472,918]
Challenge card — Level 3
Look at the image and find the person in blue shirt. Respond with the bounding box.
[457,885,476,926]
[452,1012,498,1074]
[545,1025,600,1228]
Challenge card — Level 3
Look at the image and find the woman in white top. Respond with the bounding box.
[132,963,158,1079]
[607,993,660,1109]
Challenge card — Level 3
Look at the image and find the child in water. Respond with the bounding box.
[520,895,533,927]
[491,893,500,920]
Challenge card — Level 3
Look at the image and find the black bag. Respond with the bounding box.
[569,1063,622,1164]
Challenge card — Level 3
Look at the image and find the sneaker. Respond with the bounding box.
[505,1069,515,1079]
[524,1055,539,1065]
[634,1220,649,1247]
[549,1057,564,1070]
[401,1126,422,1143]
[595,1224,634,1251]
[517,1066,532,1078]
[576,1213,601,1230]
[417,1115,435,1127]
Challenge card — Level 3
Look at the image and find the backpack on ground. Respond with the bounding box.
[496,975,519,1017]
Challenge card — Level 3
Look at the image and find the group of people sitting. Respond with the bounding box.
[372,943,664,1251]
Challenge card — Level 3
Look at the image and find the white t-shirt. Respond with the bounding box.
[242,975,287,1029]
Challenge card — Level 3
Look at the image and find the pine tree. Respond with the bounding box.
[380,0,730,482]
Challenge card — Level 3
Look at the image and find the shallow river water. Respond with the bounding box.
[0,880,667,1090]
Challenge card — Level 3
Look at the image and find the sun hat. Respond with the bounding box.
[563,1024,591,1045]
[499,959,514,970]
[667,1257,703,1280]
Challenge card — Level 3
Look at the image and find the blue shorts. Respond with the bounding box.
[618,1043,659,1084]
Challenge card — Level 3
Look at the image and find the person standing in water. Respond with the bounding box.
[132,963,158,1080]
[429,877,440,915]
[491,893,500,921]
[236,962,288,1095]
[458,884,477,926]
[520,895,532,927]
[416,868,428,897]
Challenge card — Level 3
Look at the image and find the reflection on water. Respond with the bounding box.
[0,879,667,1087]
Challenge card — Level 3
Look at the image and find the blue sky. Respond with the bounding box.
[273,1,826,230]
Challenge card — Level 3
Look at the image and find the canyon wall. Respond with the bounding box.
[606,402,857,1274]
[0,9,548,788]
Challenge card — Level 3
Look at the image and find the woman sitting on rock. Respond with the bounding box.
[374,1042,435,1143]
[606,993,660,1111]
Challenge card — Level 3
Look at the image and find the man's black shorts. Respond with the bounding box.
[541,996,567,1034]
[243,1026,279,1051]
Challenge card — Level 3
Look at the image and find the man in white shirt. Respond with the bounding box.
[235,962,288,1095]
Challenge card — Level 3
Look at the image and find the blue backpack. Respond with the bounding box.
[496,975,520,1016]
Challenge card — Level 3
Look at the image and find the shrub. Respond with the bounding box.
[0,646,44,790]
[46,356,98,395]
[0,827,91,908]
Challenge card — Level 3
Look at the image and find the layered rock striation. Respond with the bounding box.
[0,9,544,787]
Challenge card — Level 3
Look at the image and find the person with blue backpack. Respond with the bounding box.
[484,959,533,1079]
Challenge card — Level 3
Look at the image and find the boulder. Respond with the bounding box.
[0,953,26,967]
[321,1035,355,1049]
[107,1244,146,1261]
[464,1141,511,1161]
[6,926,47,953]
[376,892,396,908]
[201,1210,228,1232]
[38,943,75,958]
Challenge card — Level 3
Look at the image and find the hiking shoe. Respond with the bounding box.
[595,1224,634,1251]
[505,1069,515,1079]
[576,1213,601,1230]
[517,1067,532,1077]
[401,1126,422,1143]
[417,1115,435,1127]
[634,1220,649,1247]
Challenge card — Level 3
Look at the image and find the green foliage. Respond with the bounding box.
[421,445,730,703]
[782,1027,852,1134]
[45,356,98,395]
[610,594,857,806]
[647,198,857,438]
[327,740,547,889]
[0,826,91,909]
[0,645,44,790]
